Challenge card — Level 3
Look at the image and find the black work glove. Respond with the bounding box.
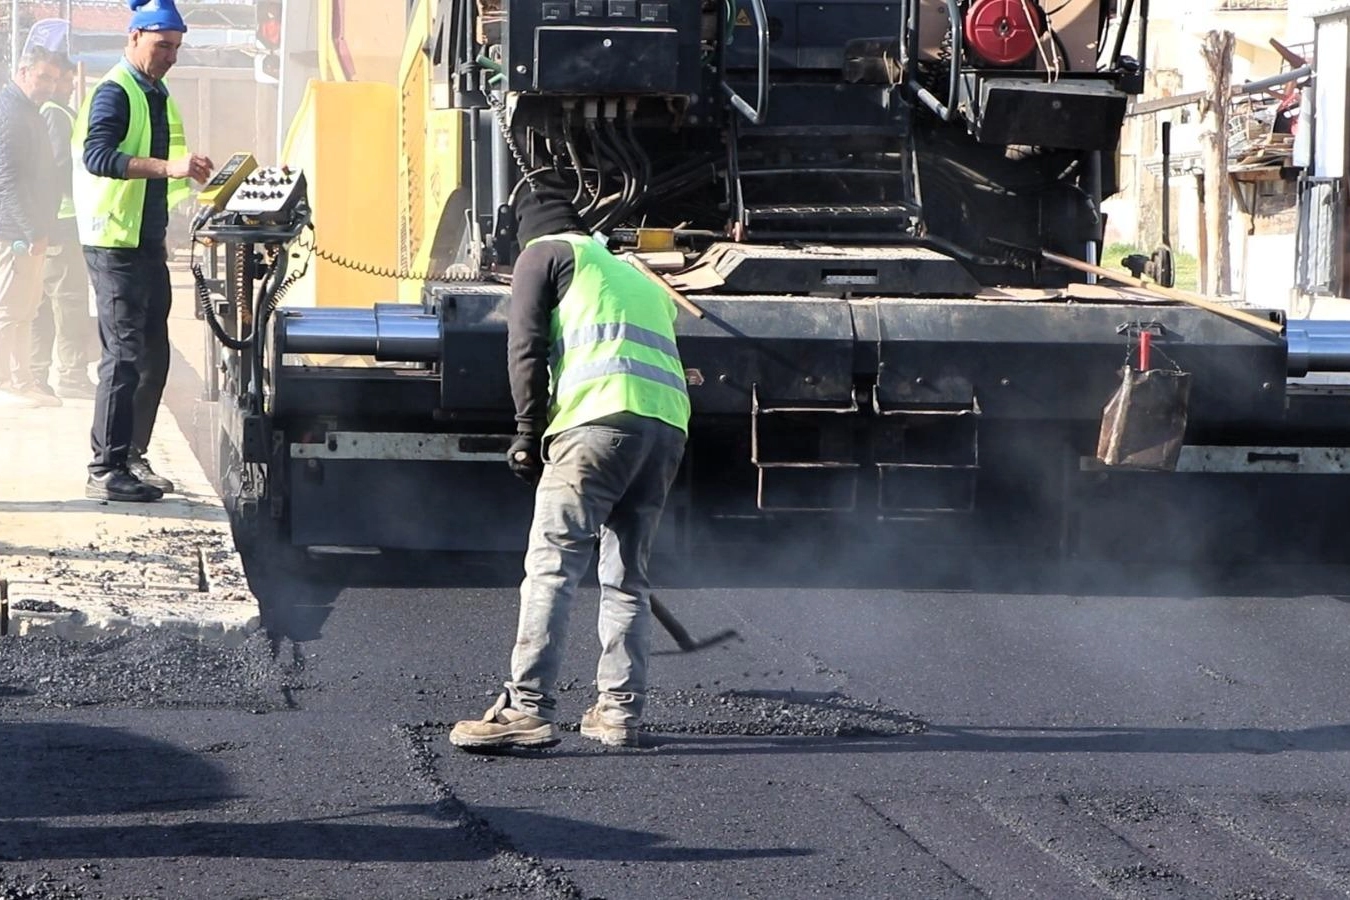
[507,433,544,485]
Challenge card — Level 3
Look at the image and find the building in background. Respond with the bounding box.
[1104,1,1312,305]
[1291,2,1350,316]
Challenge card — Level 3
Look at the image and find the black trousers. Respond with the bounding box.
[84,243,171,476]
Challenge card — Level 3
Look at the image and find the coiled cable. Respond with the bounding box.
[296,225,479,282]
[192,219,479,359]
[191,225,316,351]
[191,229,259,351]
[485,90,540,192]
[310,244,479,282]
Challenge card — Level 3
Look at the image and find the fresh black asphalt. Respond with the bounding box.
[4,547,1350,899]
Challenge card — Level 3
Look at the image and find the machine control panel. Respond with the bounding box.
[504,0,700,95]
[224,165,308,223]
[198,151,259,210]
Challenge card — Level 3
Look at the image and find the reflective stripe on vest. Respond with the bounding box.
[41,101,76,220]
[555,357,690,395]
[71,63,191,248]
[537,233,691,438]
[552,322,681,362]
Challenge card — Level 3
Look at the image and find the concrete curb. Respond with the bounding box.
[1,281,261,643]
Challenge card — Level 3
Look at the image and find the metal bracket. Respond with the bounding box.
[1116,321,1167,339]
[871,385,981,515]
[290,432,512,462]
[1078,446,1350,475]
[750,385,859,512]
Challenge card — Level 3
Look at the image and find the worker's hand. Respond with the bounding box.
[507,434,543,486]
[169,153,215,184]
[30,238,48,257]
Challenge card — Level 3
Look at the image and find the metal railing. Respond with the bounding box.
[722,0,770,124]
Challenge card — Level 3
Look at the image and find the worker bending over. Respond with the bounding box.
[450,182,689,750]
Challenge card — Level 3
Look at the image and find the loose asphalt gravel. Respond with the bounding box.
[5,546,1350,899]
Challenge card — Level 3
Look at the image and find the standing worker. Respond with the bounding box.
[75,0,214,503]
[449,183,690,751]
[32,54,96,400]
[0,47,62,409]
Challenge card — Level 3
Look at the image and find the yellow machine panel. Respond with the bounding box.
[280,81,399,309]
[397,0,468,301]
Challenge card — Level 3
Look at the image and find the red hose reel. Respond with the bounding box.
[963,0,1046,68]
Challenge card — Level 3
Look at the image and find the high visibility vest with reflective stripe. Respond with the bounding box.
[538,233,691,438]
[41,101,76,220]
[71,63,190,248]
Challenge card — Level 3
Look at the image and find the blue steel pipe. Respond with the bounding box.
[277,305,439,362]
[278,307,1350,378]
[1286,319,1350,377]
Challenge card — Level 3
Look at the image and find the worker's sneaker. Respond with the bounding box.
[580,706,641,747]
[128,456,175,494]
[56,379,97,400]
[18,386,60,408]
[448,695,560,750]
[86,469,163,503]
[0,388,41,409]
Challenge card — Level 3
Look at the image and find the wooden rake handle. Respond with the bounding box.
[623,253,706,320]
[1042,249,1284,335]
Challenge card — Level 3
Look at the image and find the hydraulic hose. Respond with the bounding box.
[193,257,252,351]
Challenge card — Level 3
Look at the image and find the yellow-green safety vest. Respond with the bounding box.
[71,63,190,248]
[537,233,691,438]
[40,101,76,220]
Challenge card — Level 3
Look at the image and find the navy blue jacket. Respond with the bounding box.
[80,62,171,247]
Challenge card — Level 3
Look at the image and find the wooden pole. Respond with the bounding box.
[1195,174,1209,293]
[1199,30,1236,296]
[623,253,706,319]
[1042,249,1283,334]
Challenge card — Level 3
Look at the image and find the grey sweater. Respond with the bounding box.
[0,80,59,245]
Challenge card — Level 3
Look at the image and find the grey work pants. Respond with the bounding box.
[0,244,44,391]
[505,412,686,726]
[31,241,93,387]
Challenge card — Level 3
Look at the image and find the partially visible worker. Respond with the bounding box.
[32,54,96,400]
[449,181,690,751]
[0,47,63,409]
[75,0,214,502]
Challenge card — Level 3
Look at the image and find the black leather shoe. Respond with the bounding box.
[87,470,163,503]
[127,458,175,493]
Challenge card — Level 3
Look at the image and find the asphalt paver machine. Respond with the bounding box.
[195,0,1350,567]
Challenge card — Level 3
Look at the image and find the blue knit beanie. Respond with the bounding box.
[128,0,187,33]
